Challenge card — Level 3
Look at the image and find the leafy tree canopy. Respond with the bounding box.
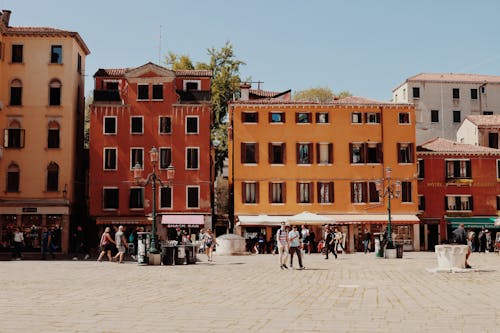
[293,86,352,102]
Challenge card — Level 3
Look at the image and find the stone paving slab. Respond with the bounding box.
[0,252,499,332]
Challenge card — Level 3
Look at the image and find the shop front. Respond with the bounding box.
[446,216,500,251]
[161,214,208,242]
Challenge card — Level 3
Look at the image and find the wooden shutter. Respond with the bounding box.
[241,182,246,203]
[362,182,367,203]
[349,143,353,163]
[255,143,259,163]
[255,182,259,203]
[308,143,313,164]
[295,113,299,123]
[470,197,473,211]
[316,143,321,164]
[377,143,383,163]
[268,143,273,164]
[309,182,314,203]
[296,182,300,203]
[409,143,414,163]
[350,183,355,203]
[330,182,334,203]
[282,143,286,164]
[329,143,333,164]
[362,143,367,163]
[282,112,286,123]
[268,182,273,203]
[241,143,246,164]
[397,143,402,163]
[268,112,272,123]
[296,143,300,164]
[466,160,471,177]
[282,182,286,203]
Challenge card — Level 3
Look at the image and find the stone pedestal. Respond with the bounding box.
[385,248,397,259]
[216,234,247,255]
[435,245,468,269]
[148,253,162,265]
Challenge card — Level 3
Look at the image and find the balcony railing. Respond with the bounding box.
[176,90,211,102]
[93,90,122,103]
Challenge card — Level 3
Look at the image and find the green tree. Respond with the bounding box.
[165,42,245,176]
[293,87,352,102]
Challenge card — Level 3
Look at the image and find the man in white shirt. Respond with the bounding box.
[276,222,289,269]
[289,226,305,269]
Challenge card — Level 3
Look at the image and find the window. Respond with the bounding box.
[50,45,62,64]
[350,143,365,164]
[269,112,285,123]
[366,143,382,163]
[12,44,23,63]
[497,196,500,211]
[187,186,199,208]
[483,111,494,115]
[471,89,478,100]
[401,181,412,202]
[397,143,414,163]
[316,112,329,123]
[105,81,119,90]
[104,117,117,135]
[4,121,25,148]
[268,143,285,164]
[47,121,60,149]
[186,147,199,169]
[446,160,471,179]
[297,143,312,164]
[297,182,312,203]
[296,112,311,124]
[412,87,420,98]
[368,182,380,203]
[184,80,200,91]
[351,182,366,203]
[10,79,22,106]
[452,88,460,99]
[497,160,500,178]
[269,182,285,204]
[137,84,149,100]
[431,110,439,123]
[242,112,258,123]
[103,188,119,210]
[159,148,172,169]
[446,195,472,211]
[351,112,362,124]
[159,116,171,134]
[243,182,259,204]
[418,195,425,211]
[6,163,20,192]
[152,84,163,100]
[366,113,381,124]
[130,116,143,134]
[417,159,425,179]
[488,133,498,149]
[49,79,62,106]
[399,112,410,124]
[130,148,144,169]
[129,188,144,209]
[241,143,258,164]
[317,182,334,203]
[160,187,172,208]
[46,162,59,192]
[317,143,333,164]
[453,110,461,123]
[186,116,198,134]
[77,54,82,73]
[104,148,117,170]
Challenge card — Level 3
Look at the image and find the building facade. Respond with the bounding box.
[457,115,500,148]
[393,73,500,144]
[416,137,500,249]
[229,96,420,252]
[89,63,213,241]
[0,10,90,254]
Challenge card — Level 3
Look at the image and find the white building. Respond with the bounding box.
[457,115,500,148]
[393,73,500,144]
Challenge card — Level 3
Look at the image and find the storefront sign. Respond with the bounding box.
[22,208,37,213]
[166,224,201,228]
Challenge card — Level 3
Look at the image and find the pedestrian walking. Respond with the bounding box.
[97,227,115,262]
[203,229,217,262]
[112,225,128,263]
[276,222,289,269]
[334,228,344,254]
[301,225,310,254]
[325,226,337,259]
[289,226,305,269]
[12,227,24,260]
[41,226,55,260]
[72,225,90,260]
[363,229,371,254]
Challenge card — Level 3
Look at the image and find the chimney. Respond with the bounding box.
[240,82,251,101]
[1,10,11,27]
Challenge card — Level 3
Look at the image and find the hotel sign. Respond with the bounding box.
[22,207,38,213]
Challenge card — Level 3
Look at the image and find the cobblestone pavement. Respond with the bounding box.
[1,251,500,333]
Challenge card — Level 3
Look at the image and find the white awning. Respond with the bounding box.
[237,215,288,226]
[287,211,335,225]
[324,214,420,223]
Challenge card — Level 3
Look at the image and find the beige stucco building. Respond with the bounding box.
[457,115,500,148]
[393,73,500,144]
[0,10,90,254]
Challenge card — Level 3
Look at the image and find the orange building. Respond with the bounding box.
[89,63,213,241]
[0,10,90,254]
[229,96,420,252]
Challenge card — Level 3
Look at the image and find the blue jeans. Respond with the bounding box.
[363,240,370,253]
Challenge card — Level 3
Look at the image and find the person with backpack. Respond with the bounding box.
[276,222,290,269]
[452,223,471,268]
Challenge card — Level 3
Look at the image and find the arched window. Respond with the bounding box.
[4,120,25,148]
[47,121,60,149]
[6,163,20,192]
[49,79,62,106]
[10,79,22,106]
[46,162,59,192]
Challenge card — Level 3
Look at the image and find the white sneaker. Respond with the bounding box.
[131,255,137,261]
[72,257,78,261]
[84,254,90,260]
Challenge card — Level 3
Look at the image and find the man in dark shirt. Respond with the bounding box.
[452,223,471,268]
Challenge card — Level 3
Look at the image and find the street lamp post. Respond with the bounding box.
[133,147,175,254]
[375,167,401,249]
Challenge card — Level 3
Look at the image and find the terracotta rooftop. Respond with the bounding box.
[94,67,211,77]
[393,73,500,92]
[249,89,291,98]
[465,115,500,127]
[417,137,500,155]
[231,95,410,107]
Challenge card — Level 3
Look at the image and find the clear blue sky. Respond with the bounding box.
[4,0,500,100]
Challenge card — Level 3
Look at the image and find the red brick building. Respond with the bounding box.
[417,137,500,250]
[89,62,213,240]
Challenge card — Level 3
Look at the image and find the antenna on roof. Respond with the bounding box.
[158,25,163,65]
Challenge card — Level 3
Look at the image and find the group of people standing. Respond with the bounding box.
[276,223,314,270]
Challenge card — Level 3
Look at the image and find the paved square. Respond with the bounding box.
[1,252,499,332]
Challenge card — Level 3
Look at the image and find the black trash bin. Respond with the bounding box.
[396,244,403,258]
[162,246,177,265]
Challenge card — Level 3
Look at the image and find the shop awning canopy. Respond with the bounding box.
[446,216,500,228]
[237,215,288,226]
[287,211,335,225]
[161,215,205,227]
[96,217,149,225]
[324,214,420,223]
